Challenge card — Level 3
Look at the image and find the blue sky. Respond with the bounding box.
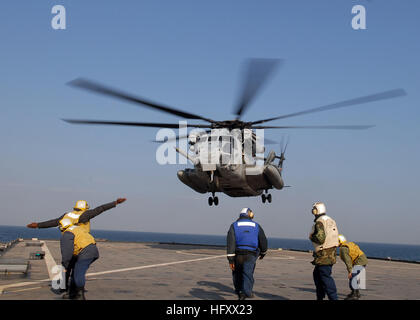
[1,1,419,244]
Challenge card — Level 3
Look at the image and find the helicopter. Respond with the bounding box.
[173,127,288,205]
[63,58,406,205]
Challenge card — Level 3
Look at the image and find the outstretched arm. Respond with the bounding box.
[27,214,66,229]
[26,198,126,228]
[78,198,126,223]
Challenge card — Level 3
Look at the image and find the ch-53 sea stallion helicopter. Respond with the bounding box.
[64,59,406,206]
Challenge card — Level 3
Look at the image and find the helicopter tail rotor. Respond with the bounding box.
[263,135,289,167]
[276,135,289,168]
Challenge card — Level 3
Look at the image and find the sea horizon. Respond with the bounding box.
[0,224,418,247]
[1,225,420,262]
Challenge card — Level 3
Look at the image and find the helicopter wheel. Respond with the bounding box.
[261,194,266,203]
[214,197,219,206]
[208,197,213,206]
[267,194,272,203]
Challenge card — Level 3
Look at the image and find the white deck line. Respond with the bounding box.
[41,241,58,280]
[0,253,227,294]
[86,254,227,277]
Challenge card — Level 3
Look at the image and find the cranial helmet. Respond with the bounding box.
[312,202,326,216]
[240,208,254,219]
[74,200,90,211]
[338,234,347,245]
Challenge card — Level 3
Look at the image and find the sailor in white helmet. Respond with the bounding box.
[309,201,339,300]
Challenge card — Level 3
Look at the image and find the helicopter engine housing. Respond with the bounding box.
[263,165,284,189]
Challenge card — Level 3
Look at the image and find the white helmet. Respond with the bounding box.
[240,207,254,219]
[312,202,326,216]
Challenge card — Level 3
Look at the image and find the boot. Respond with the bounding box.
[62,283,76,300]
[354,289,361,299]
[72,287,86,300]
[344,290,358,300]
[238,293,247,300]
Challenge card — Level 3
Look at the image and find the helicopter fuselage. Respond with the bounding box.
[177,162,284,198]
[176,130,285,205]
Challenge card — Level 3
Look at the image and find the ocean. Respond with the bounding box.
[1,225,419,262]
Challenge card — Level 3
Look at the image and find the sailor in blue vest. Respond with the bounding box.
[227,208,268,300]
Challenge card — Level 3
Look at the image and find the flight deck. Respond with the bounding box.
[0,240,419,300]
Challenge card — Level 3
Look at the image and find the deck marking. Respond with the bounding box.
[5,286,43,294]
[0,279,49,295]
[266,256,296,260]
[41,241,58,280]
[0,255,226,294]
[175,250,222,256]
[0,241,57,295]
[86,254,227,277]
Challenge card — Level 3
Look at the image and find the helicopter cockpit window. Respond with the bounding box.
[209,136,219,144]
[222,140,231,154]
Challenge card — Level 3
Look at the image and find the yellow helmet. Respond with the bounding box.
[74,200,90,211]
[338,234,347,245]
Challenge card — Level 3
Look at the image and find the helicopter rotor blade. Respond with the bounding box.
[251,88,407,125]
[262,137,278,145]
[68,78,216,123]
[251,132,278,145]
[251,125,376,130]
[282,135,290,154]
[62,119,212,129]
[152,129,212,143]
[233,58,282,119]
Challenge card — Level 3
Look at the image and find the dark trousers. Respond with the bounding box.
[232,253,258,297]
[72,257,96,288]
[67,256,97,289]
[65,257,77,292]
[313,265,338,300]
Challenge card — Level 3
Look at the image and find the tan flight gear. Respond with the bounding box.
[310,215,339,252]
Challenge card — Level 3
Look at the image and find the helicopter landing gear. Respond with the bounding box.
[208,193,219,206]
[261,192,272,204]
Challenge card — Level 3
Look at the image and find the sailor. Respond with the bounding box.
[227,208,267,300]
[309,201,339,300]
[338,234,368,300]
[27,198,126,299]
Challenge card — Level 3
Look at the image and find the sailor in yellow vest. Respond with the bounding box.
[27,198,126,299]
[309,201,339,300]
[338,235,368,300]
